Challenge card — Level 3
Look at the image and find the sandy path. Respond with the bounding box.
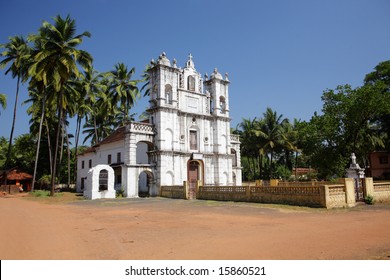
[1,196,390,260]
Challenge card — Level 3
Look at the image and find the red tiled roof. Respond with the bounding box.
[99,126,126,145]
[79,126,126,155]
[0,169,32,181]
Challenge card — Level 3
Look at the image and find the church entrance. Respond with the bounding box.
[187,160,203,199]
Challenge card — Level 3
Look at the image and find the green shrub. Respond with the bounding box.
[364,195,374,205]
[32,190,50,197]
[116,187,125,198]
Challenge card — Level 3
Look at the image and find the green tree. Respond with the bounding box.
[0,93,6,115]
[238,117,260,180]
[364,60,390,150]
[0,35,31,169]
[107,63,140,125]
[255,107,289,179]
[28,15,92,196]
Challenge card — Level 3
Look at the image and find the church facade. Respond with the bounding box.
[77,53,242,198]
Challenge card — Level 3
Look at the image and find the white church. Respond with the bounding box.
[77,53,242,198]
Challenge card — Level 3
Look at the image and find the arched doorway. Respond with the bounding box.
[138,170,153,197]
[187,160,204,199]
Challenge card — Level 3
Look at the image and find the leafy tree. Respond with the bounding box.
[0,93,6,114]
[0,137,8,168]
[364,60,390,150]
[255,107,290,179]
[28,15,92,195]
[107,62,140,125]
[0,35,31,169]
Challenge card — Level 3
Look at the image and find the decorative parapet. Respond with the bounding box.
[230,134,240,143]
[128,121,154,135]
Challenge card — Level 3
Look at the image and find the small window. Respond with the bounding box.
[188,76,195,91]
[379,156,389,164]
[190,130,198,150]
[117,152,121,163]
[219,96,226,112]
[231,149,237,167]
[88,159,92,168]
[99,170,108,192]
[81,160,85,169]
[165,84,173,105]
[108,154,112,164]
[81,177,85,190]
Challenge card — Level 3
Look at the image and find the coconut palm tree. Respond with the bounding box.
[107,62,140,125]
[0,35,31,169]
[238,117,260,180]
[140,60,157,97]
[28,15,92,196]
[0,93,6,115]
[256,107,289,179]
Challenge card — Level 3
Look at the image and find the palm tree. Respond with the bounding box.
[238,117,260,180]
[107,63,140,125]
[140,60,157,97]
[0,35,31,169]
[28,15,92,196]
[0,93,6,115]
[25,81,49,191]
[256,107,289,179]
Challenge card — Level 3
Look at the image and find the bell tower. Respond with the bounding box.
[204,68,230,117]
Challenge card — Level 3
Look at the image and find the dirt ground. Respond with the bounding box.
[1,193,390,260]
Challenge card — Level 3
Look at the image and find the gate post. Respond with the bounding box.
[344,178,356,207]
[183,181,189,200]
[364,177,374,198]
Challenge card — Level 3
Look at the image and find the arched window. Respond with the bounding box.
[188,75,195,91]
[189,130,198,151]
[231,148,237,167]
[99,170,108,192]
[210,98,214,114]
[219,96,226,113]
[165,84,172,104]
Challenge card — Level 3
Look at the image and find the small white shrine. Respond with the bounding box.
[77,53,242,199]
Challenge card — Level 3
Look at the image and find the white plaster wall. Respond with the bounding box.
[76,140,124,192]
[136,142,149,164]
[84,164,115,200]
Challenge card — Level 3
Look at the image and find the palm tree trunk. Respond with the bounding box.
[45,120,53,175]
[93,113,98,144]
[270,150,274,179]
[31,91,46,192]
[50,91,64,196]
[64,124,71,187]
[74,115,81,184]
[5,75,20,170]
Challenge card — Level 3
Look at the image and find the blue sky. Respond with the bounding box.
[1,0,389,144]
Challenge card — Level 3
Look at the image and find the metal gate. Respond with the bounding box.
[188,161,199,200]
[354,178,364,202]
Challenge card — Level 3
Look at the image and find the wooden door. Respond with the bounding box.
[188,161,199,199]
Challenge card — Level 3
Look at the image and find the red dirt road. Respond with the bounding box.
[1,195,390,260]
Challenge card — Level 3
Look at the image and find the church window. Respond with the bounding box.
[117,152,122,163]
[99,170,108,192]
[188,75,195,91]
[81,177,85,190]
[189,130,198,150]
[379,156,388,164]
[219,96,226,113]
[165,84,173,104]
[107,154,112,164]
[152,84,158,99]
[81,160,85,169]
[231,149,237,167]
[88,159,92,168]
